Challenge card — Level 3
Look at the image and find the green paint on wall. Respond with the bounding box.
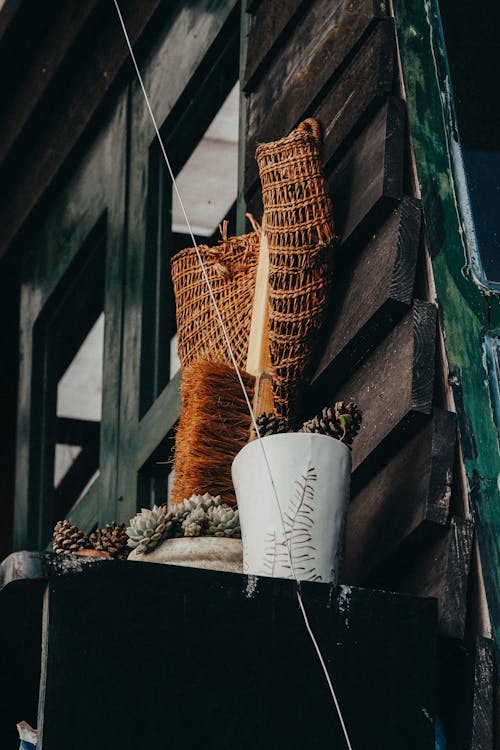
[395,0,500,676]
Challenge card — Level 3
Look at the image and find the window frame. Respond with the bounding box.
[14,96,128,550]
[117,0,240,519]
[14,0,242,549]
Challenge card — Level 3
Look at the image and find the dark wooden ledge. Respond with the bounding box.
[0,551,437,749]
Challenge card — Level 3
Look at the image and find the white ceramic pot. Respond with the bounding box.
[232,433,351,583]
[128,536,243,574]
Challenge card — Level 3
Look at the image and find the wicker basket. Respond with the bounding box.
[256,118,336,423]
[171,118,335,424]
[171,220,261,371]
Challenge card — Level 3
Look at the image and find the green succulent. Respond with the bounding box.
[127,493,241,553]
[182,506,208,537]
[207,505,240,537]
[179,492,222,515]
[126,504,172,554]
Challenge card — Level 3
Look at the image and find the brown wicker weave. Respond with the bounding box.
[171,220,261,371]
[256,118,336,423]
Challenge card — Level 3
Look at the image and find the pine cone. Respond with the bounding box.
[300,402,362,445]
[207,505,240,538]
[90,522,129,559]
[127,505,174,554]
[251,412,290,440]
[53,520,90,554]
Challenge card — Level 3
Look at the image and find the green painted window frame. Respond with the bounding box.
[14,97,128,549]
[14,0,242,550]
[117,0,241,523]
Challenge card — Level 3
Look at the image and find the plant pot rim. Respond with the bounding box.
[128,535,243,573]
[156,536,242,547]
[233,431,351,464]
[128,536,242,559]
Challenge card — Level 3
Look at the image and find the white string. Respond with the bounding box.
[112,4,353,747]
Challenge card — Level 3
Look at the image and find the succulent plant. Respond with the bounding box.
[207,505,240,537]
[126,493,240,553]
[182,506,208,537]
[126,504,171,554]
[178,492,222,515]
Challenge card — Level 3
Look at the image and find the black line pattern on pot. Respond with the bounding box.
[263,530,278,577]
[263,463,322,582]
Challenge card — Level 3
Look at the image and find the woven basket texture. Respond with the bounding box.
[171,221,260,371]
[256,118,336,422]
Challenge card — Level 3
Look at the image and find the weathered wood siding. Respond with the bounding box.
[243,1,492,745]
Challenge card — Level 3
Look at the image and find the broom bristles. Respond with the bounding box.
[170,359,255,506]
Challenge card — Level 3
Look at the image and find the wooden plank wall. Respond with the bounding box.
[243,1,494,747]
[0,0,166,259]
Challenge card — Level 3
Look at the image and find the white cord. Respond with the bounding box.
[112,4,353,747]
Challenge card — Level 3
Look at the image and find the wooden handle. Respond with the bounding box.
[246,230,270,376]
[246,229,274,424]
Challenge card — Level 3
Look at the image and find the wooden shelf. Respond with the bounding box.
[0,551,437,749]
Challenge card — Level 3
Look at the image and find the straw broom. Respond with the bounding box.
[170,229,273,506]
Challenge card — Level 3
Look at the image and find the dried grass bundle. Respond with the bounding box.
[170,359,255,506]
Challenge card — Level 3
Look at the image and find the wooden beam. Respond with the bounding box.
[0,0,100,170]
[437,635,495,749]
[53,444,99,522]
[315,19,396,167]
[328,96,405,249]
[243,0,306,91]
[388,517,474,640]
[244,0,388,195]
[470,637,495,748]
[313,197,421,392]
[344,408,456,585]
[308,299,437,491]
[246,95,405,242]
[135,372,181,471]
[0,0,163,259]
[245,18,396,193]
[13,96,128,551]
[56,418,100,448]
[161,13,240,178]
